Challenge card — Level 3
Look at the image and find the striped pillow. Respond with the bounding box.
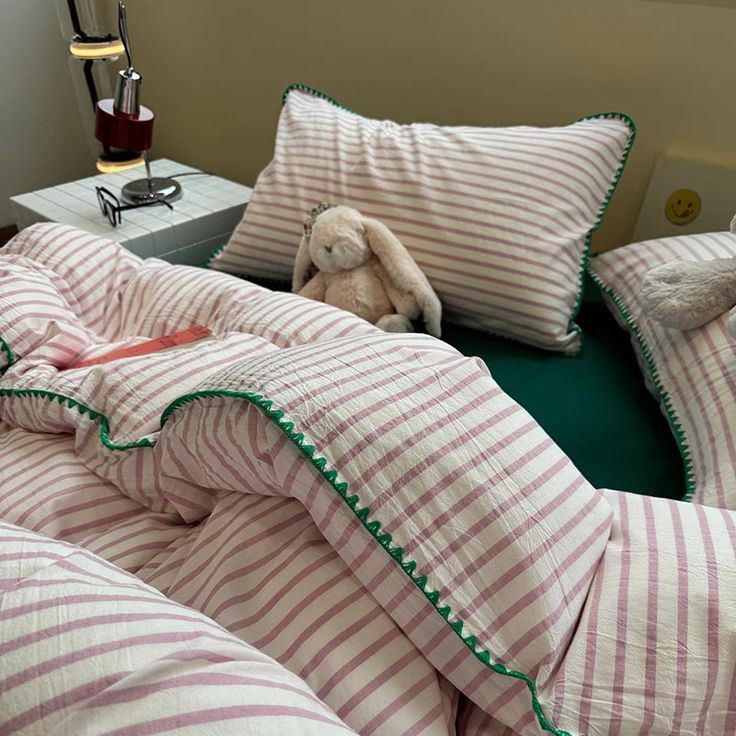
[588,231,736,509]
[211,84,635,353]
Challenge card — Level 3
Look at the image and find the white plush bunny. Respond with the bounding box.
[640,216,736,336]
[292,204,442,337]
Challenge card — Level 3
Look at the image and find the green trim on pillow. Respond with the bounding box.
[205,244,226,269]
[567,112,637,356]
[282,83,637,357]
[282,82,358,114]
[0,378,572,736]
[0,336,15,377]
[587,268,696,502]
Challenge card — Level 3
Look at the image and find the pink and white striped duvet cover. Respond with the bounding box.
[0,521,356,736]
[1,223,735,736]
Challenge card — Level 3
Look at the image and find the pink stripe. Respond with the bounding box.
[103,706,349,736]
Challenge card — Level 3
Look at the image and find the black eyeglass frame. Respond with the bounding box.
[95,185,173,228]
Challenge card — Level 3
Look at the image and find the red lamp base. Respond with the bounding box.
[95,98,154,152]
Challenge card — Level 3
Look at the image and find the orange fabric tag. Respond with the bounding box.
[67,326,213,370]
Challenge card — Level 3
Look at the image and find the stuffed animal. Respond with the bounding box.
[639,217,736,335]
[292,203,442,337]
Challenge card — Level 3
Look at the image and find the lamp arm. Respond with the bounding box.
[66,0,85,37]
[118,1,133,71]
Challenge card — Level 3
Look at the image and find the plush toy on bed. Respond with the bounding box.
[292,203,442,337]
[639,216,736,336]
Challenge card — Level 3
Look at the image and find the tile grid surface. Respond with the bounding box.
[9,159,252,265]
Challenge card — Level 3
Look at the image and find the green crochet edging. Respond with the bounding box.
[0,378,571,735]
[0,388,154,451]
[587,268,695,502]
[566,112,637,357]
[205,244,226,269]
[282,83,636,357]
[0,336,15,377]
[159,388,572,736]
[282,82,358,114]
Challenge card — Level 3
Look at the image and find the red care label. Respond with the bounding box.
[67,326,213,370]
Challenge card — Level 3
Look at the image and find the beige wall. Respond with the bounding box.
[122,0,736,251]
[0,0,92,227]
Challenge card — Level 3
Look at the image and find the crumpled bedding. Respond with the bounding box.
[0,521,358,736]
[1,223,735,736]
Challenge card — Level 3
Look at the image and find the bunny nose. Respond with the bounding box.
[325,245,333,254]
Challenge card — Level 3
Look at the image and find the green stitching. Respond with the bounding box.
[0,380,572,734]
[0,336,15,377]
[283,84,636,357]
[0,388,154,451]
[587,268,695,502]
[204,244,226,269]
[282,82,358,114]
[567,112,637,357]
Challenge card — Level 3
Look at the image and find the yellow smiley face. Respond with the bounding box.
[665,188,701,226]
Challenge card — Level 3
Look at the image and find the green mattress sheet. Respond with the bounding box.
[442,278,684,499]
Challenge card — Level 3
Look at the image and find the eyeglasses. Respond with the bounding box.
[95,186,173,228]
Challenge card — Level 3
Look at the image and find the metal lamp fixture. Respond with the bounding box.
[94,2,181,204]
[59,0,144,173]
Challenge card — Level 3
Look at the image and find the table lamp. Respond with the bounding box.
[59,0,144,173]
[94,2,181,204]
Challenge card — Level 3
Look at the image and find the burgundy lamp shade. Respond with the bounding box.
[95,98,154,151]
[89,4,181,206]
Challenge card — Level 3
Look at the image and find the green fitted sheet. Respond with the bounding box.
[442,278,684,499]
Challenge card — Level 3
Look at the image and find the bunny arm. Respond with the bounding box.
[372,260,422,320]
[298,272,327,302]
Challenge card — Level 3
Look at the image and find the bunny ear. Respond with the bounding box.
[292,234,315,293]
[362,217,442,337]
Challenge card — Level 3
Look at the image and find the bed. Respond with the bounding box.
[4,79,735,736]
[1,223,734,736]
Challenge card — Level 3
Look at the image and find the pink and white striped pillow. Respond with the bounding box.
[588,231,736,509]
[211,84,635,353]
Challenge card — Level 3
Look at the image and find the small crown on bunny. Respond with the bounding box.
[303,202,335,238]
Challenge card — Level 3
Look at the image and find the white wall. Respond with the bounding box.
[0,0,93,227]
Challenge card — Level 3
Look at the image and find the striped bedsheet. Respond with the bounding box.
[1,223,735,736]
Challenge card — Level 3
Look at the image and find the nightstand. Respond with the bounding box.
[9,159,252,265]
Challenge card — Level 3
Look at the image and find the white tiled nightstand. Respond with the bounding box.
[9,159,252,265]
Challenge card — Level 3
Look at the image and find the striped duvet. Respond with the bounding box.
[1,223,735,736]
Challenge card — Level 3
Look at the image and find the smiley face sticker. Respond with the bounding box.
[665,188,701,226]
